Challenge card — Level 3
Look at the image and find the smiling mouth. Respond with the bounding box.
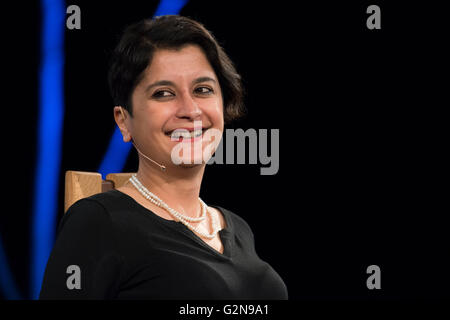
[165,128,209,141]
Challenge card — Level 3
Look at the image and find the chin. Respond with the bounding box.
[178,163,204,169]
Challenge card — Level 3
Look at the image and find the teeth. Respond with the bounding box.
[193,129,203,137]
[170,129,203,139]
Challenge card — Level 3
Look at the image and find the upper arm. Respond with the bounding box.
[39,199,123,299]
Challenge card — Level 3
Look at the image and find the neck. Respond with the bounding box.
[135,157,206,218]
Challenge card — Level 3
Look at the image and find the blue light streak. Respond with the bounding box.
[30,0,65,300]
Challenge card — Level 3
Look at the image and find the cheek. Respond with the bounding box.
[146,104,173,130]
[210,99,225,125]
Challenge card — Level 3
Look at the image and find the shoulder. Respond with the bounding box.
[59,194,112,232]
[60,190,128,232]
[84,189,126,208]
[68,190,132,219]
[64,190,122,218]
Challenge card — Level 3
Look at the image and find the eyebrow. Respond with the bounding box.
[144,76,217,93]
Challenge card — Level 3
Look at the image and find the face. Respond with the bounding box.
[116,45,224,169]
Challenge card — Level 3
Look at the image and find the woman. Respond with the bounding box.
[39,15,288,299]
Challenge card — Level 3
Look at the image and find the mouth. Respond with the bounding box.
[165,127,210,142]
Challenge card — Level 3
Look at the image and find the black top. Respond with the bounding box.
[39,190,288,299]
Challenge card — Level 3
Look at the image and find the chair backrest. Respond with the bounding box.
[64,170,134,213]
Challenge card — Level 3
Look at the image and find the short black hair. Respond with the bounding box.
[108,15,245,123]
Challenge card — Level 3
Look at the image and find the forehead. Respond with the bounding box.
[144,45,216,81]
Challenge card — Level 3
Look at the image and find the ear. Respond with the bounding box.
[113,106,132,142]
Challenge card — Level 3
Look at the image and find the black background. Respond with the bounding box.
[1,0,448,300]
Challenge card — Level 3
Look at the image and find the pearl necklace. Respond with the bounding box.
[129,174,220,239]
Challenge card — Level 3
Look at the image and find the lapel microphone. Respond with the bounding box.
[120,107,166,172]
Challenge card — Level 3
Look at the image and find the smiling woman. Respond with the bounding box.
[108,15,245,123]
[38,15,288,300]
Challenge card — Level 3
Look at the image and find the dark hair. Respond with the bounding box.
[108,15,245,123]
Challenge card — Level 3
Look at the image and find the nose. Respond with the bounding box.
[175,91,202,120]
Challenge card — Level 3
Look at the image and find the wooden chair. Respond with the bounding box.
[64,171,135,214]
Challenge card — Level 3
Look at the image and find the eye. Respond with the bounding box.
[152,90,175,98]
[194,86,214,95]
